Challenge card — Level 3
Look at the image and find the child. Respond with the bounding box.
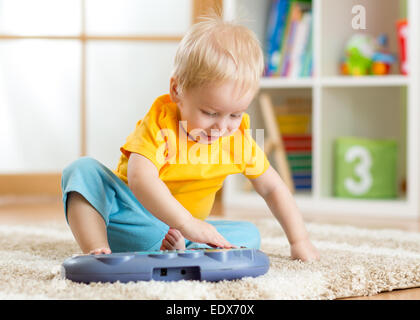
[61,15,319,261]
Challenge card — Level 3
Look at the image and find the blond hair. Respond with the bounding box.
[171,14,264,96]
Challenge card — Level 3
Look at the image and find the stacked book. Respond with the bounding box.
[264,0,313,77]
[275,98,312,191]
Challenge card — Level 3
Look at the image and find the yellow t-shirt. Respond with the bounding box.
[113,94,270,220]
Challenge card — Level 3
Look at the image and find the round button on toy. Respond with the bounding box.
[178,250,203,258]
[204,249,230,262]
[95,254,134,265]
[148,252,177,259]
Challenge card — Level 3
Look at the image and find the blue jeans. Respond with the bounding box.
[61,157,261,252]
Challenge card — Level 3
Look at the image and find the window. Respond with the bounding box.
[0,0,191,172]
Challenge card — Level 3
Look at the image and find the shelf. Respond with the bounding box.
[321,75,410,87]
[260,77,314,88]
[320,0,406,77]
[223,184,315,210]
[224,0,420,218]
[319,86,407,199]
[223,186,415,218]
[260,75,409,89]
[299,197,414,218]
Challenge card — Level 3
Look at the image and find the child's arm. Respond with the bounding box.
[250,165,320,261]
[127,152,233,248]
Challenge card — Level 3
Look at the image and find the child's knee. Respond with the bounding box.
[61,157,105,192]
[63,157,101,178]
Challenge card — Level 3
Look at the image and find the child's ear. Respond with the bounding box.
[169,77,181,103]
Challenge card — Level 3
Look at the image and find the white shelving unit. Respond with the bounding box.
[222,0,420,218]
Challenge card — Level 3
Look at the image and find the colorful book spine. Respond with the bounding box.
[279,3,301,76]
[290,12,312,77]
[264,0,291,76]
[277,113,312,190]
[264,0,313,78]
[300,11,313,77]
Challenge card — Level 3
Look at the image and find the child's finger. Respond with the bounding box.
[161,239,170,249]
[168,228,182,238]
[165,233,177,246]
[222,243,235,249]
[225,241,237,249]
[209,239,232,249]
[216,235,234,249]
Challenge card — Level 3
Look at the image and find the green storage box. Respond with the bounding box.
[334,137,398,198]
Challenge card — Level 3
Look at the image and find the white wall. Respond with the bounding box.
[86,41,179,170]
[0,0,191,173]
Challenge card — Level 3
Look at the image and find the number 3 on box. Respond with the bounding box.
[344,146,373,195]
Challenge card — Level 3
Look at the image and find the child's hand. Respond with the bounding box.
[290,238,320,262]
[178,217,234,249]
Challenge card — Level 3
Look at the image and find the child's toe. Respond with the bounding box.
[89,247,111,255]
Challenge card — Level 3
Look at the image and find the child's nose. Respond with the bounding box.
[212,118,228,133]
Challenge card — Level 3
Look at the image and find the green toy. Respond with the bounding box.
[334,137,398,199]
[340,34,396,76]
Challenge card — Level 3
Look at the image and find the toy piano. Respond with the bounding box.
[61,247,270,283]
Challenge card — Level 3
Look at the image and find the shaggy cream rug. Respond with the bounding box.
[0,217,419,300]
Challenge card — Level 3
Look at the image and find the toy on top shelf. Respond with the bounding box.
[371,34,397,75]
[340,33,396,76]
[396,19,408,75]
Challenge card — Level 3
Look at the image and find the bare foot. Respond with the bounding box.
[89,247,112,255]
[160,228,186,250]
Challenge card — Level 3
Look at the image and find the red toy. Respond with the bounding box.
[397,19,408,75]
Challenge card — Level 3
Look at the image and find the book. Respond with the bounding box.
[274,97,313,190]
[264,0,313,78]
[300,19,313,77]
[289,12,312,77]
[278,2,301,76]
[276,114,311,134]
[264,0,292,76]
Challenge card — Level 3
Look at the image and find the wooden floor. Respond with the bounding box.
[0,195,419,300]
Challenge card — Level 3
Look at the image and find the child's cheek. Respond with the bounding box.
[225,125,240,136]
[229,119,243,133]
[190,119,208,133]
[202,118,215,129]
